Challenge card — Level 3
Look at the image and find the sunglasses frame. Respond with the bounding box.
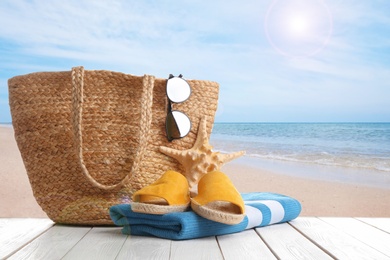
[165,74,192,142]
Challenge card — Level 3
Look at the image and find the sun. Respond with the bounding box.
[288,15,309,36]
[265,0,332,57]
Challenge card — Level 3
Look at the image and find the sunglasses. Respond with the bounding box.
[165,74,192,142]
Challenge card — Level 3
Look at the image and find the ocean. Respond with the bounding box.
[210,122,390,173]
[2,122,389,187]
[3,122,389,174]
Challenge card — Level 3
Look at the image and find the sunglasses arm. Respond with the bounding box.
[166,99,173,114]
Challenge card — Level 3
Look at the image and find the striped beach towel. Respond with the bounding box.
[109,192,301,240]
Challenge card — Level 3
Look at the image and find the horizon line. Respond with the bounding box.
[2,121,390,125]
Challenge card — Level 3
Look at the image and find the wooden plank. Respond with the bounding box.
[357,218,390,233]
[217,229,277,260]
[170,236,223,260]
[116,235,171,259]
[257,220,333,259]
[7,225,91,259]
[0,218,54,259]
[62,227,127,260]
[290,217,390,259]
[320,217,390,257]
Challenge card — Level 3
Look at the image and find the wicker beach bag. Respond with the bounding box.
[8,66,219,225]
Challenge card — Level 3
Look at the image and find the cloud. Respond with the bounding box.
[0,1,270,76]
[1,2,259,51]
[1,0,389,122]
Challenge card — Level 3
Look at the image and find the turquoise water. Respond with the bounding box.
[3,122,389,173]
[210,123,390,173]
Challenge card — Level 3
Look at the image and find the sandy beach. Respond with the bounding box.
[1,125,390,218]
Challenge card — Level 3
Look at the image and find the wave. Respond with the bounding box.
[210,132,390,173]
[244,152,390,172]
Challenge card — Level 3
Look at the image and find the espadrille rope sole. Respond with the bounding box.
[132,202,190,215]
[191,200,244,225]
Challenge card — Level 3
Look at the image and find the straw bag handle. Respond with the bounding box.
[71,66,155,190]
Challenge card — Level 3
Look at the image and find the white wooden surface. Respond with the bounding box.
[1,217,390,260]
[217,229,276,259]
[0,218,54,259]
[257,220,333,259]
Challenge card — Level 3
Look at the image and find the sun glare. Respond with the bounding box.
[288,15,309,36]
[265,0,333,57]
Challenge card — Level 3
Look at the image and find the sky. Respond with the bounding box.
[1,0,389,123]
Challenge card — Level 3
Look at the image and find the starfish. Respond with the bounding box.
[159,116,245,194]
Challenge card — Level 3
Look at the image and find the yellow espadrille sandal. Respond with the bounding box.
[191,171,245,225]
[131,170,190,214]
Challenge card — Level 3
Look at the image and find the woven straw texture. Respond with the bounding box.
[8,66,219,225]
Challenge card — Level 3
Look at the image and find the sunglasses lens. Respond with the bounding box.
[166,77,191,103]
[166,111,191,141]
